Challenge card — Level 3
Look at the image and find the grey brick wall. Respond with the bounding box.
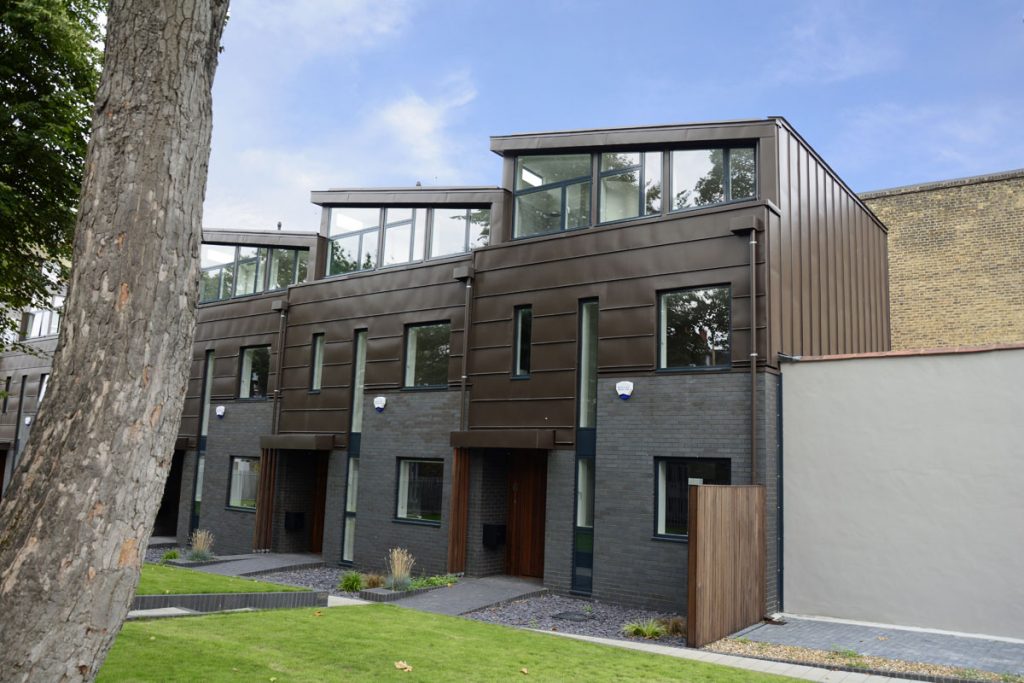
[353,389,459,577]
[321,449,348,565]
[762,371,780,614]
[543,449,575,594]
[465,451,508,576]
[195,400,273,555]
[592,372,772,613]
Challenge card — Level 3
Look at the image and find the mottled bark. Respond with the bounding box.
[0,1,228,680]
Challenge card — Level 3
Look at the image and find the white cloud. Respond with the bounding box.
[830,102,1024,190]
[767,4,900,85]
[203,73,483,231]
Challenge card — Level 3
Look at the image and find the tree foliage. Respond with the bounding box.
[0,0,103,348]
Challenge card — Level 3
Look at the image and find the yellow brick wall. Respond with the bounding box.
[861,171,1024,350]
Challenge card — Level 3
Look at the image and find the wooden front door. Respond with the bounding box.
[309,452,329,554]
[506,451,547,578]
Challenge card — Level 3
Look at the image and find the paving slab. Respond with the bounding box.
[395,576,544,616]
[126,607,195,620]
[327,595,370,607]
[741,616,1024,676]
[189,553,323,577]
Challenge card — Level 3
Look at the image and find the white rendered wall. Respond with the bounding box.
[781,348,1024,639]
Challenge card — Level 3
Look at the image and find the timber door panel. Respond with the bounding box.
[310,453,329,554]
[506,451,547,578]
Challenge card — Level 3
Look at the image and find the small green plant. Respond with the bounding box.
[734,636,751,644]
[385,547,415,590]
[363,572,385,589]
[999,674,1024,683]
[831,648,866,668]
[621,618,666,639]
[160,549,180,563]
[582,604,594,615]
[528,618,539,629]
[409,574,459,590]
[339,571,363,592]
[187,529,215,562]
[657,615,686,637]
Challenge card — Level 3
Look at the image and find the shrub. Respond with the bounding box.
[363,572,385,589]
[385,547,415,591]
[160,549,180,563]
[409,574,459,590]
[657,615,686,637]
[339,571,363,593]
[621,618,666,639]
[187,529,215,562]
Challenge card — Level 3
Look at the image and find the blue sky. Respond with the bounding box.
[202,0,1024,231]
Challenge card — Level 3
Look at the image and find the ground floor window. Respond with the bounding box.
[396,458,443,523]
[228,456,260,510]
[655,457,730,538]
[342,456,359,562]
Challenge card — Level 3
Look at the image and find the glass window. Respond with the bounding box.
[330,207,380,236]
[404,322,450,388]
[514,154,592,237]
[598,152,662,223]
[228,456,260,510]
[234,247,260,297]
[310,334,325,391]
[659,287,731,369]
[382,208,427,266]
[383,223,413,266]
[468,209,491,249]
[239,346,271,398]
[343,456,359,562]
[3,377,10,413]
[431,209,468,258]
[268,248,303,291]
[200,351,214,439]
[576,457,594,528]
[513,306,532,376]
[37,374,48,406]
[396,459,443,523]
[578,300,599,427]
[350,330,367,433]
[671,146,755,211]
[656,458,730,537]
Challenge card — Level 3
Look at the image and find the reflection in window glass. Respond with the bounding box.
[578,301,598,427]
[200,244,235,268]
[514,306,532,376]
[656,458,730,536]
[565,181,591,229]
[600,168,640,222]
[350,330,367,433]
[515,188,561,238]
[659,287,731,369]
[576,457,594,528]
[239,346,271,398]
[514,154,592,237]
[644,152,662,214]
[405,322,450,387]
[310,334,325,391]
[397,459,443,522]
[515,154,591,190]
[268,249,294,291]
[228,456,260,509]
[296,251,309,282]
[330,207,380,236]
[413,210,427,260]
[330,233,377,275]
[383,223,413,266]
[468,209,490,249]
[343,456,359,562]
[672,149,724,209]
[730,147,756,200]
[234,247,259,297]
[431,210,467,257]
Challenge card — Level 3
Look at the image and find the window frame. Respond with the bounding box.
[226,455,260,512]
[512,154,593,239]
[237,345,272,399]
[597,151,663,225]
[403,321,451,390]
[3,376,11,413]
[668,145,758,215]
[200,244,308,303]
[394,457,444,526]
[653,457,731,541]
[309,333,325,393]
[512,305,532,378]
[656,285,733,372]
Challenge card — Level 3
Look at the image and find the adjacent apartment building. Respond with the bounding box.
[0,118,890,615]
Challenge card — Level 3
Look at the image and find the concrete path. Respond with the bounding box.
[188,553,323,577]
[739,616,1024,677]
[396,576,544,616]
[147,536,177,547]
[544,631,920,682]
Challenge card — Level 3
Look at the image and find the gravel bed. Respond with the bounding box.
[144,546,182,564]
[466,593,686,646]
[707,639,1019,682]
[256,566,356,597]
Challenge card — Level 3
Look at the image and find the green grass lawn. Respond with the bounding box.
[100,604,799,682]
[135,563,307,596]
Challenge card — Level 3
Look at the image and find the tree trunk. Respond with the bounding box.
[0,1,228,680]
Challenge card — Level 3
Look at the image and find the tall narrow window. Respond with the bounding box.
[37,374,48,406]
[239,346,271,398]
[513,306,532,377]
[350,330,367,434]
[578,301,599,428]
[193,351,215,530]
[342,456,359,562]
[310,334,325,391]
[655,458,730,538]
[404,322,450,388]
[2,377,10,413]
[658,287,731,369]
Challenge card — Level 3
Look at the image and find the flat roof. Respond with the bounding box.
[202,229,319,248]
[311,187,504,206]
[860,168,1024,199]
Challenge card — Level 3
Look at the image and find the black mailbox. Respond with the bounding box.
[284,511,305,532]
[482,523,506,549]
